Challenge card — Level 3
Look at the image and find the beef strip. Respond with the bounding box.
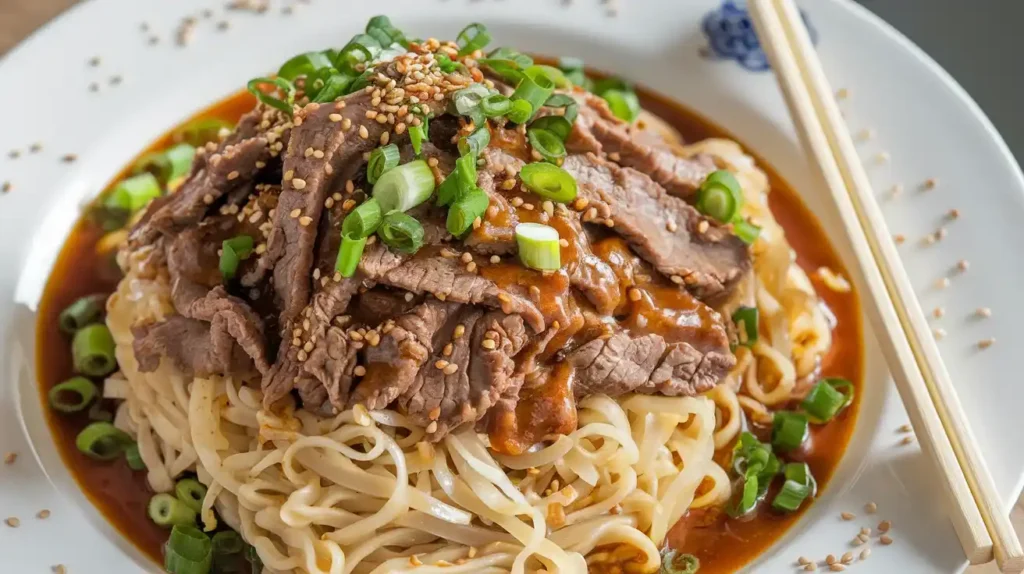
[133,315,257,377]
[568,93,716,201]
[358,243,546,332]
[563,152,749,301]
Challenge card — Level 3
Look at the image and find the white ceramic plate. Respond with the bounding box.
[1,0,1021,572]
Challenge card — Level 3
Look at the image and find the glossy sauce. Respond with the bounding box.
[37,82,861,572]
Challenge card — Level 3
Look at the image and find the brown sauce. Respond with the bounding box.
[36,80,861,572]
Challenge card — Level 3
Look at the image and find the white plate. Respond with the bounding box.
[1,0,1021,572]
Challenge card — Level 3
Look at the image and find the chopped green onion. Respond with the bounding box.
[802,378,854,423]
[660,550,699,574]
[212,530,245,557]
[247,545,263,573]
[515,223,561,271]
[277,51,333,81]
[447,187,490,236]
[409,121,428,156]
[372,159,436,213]
[452,84,491,126]
[558,56,588,87]
[771,411,810,452]
[367,144,400,184]
[343,199,383,239]
[532,65,572,89]
[72,324,117,377]
[246,77,296,116]
[506,99,534,124]
[456,23,491,56]
[542,94,579,125]
[366,15,407,48]
[519,162,577,203]
[733,219,761,245]
[125,443,146,471]
[309,69,353,104]
[458,128,491,158]
[75,421,132,460]
[480,94,512,118]
[479,48,533,82]
[512,67,556,121]
[335,34,379,72]
[174,118,233,147]
[220,235,254,281]
[149,493,197,528]
[527,128,567,164]
[165,524,212,574]
[728,431,780,517]
[335,234,367,278]
[731,472,760,517]
[378,211,425,254]
[105,173,162,214]
[346,69,375,94]
[437,154,477,207]
[59,294,106,334]
[165,143,196,183]
[48,376,98,413]
[530,115,573,141]
[697,183,739,223]
[732,306,758,347]
[175,478,208,513]
[435,53,459,74]
[772,462,816,512]
[600,89,641,123]
[88,400,113,423]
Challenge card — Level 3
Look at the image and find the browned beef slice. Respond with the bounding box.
[358,243,546,332]
[570,94,715,201]
[133,316,256,377]
[401,310,529,440]
[352,300,461,410]
[554,210,621,316]
[463,148,520,255]
[563,153,749,301]
[569,329,733,398]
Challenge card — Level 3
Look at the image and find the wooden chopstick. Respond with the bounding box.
[762,1,1024,570]
[744,0,1021,569]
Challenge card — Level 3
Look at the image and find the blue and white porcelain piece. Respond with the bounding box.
[702,0,818,71]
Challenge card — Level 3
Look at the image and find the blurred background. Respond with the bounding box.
[1,1,1021,572]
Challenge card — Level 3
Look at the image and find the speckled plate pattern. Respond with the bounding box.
[0,1,1021,572]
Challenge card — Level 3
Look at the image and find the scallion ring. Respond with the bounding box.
[175,478,208,513]
[480,94,512,118]
[697,182,739,223]
[246,77,296,116]
[436,154,477,207]
[174,118,233,147]
[378,211,425,254]
[409,122,428,156]
[600,88,641,123]
[458,128,491,158]
[542,94,579,125]
[506,99,534,124]
[530,115,573,141]
[309,69,353,104]
[447,187,490,236]
[59,294,106,334]
[511,67,556,121]
[801,378,854,423]
[48,376,98,414]
[75,421,132,460]
[660,550,700,574]
[515,223,562,271]
[277,51,333,81]
[164,524,212,574]
[104,172,162,214]
[732,306,758,347]
[125,442,146,471]
[771,411,810,452]
[456,23,491,56]
[772,462,817,512]
[219,235,254,281]
[527,128,567,164]
[212,530,245,557]
[519,162,577,203]
[367,144,400,184]
[372,159,436,213]
[72,324,117,377]
[733,219,762,245]
[164,143,196,183]
[335,234,367,278]
[342,198,383,239]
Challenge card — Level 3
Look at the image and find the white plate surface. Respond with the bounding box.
[0,0,1021,572]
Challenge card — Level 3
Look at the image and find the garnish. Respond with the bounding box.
[515,223,562,271]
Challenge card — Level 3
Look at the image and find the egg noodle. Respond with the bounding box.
[103,138,831,574]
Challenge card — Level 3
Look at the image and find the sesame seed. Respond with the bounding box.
[829,565,846,572]
[798,557,812,566]
[61,154,77,163]
[2,181,11,193]
[5,517,19,528]
[559,238,569,247]
[857,128,875,141]
[933,327,946,340]
[354,366,366,377]
[292,178,307,190]
[947,208,960,220]
[289,208,301,218]
[671,275,684,285]
[36,509,50,519]
[409,555,423,567]
[836,88,849,100]
[329,113,343,122]
[299,216,312,226]
[284,170,295,180]
[860,549,871,560]
[460,252,473,263]
[489,255,501,264]
[878,520,891,532]
[976,307,992,318]
[297,349,308,361]
[923,177,938,190]
[841,512,856,521]
[697,220,709,234]
[898,424,912,433]
[803,565,816,572]
[933,306,945,318]
[628,288,642,302]
[52,566,67,574]
[900,436,915,445]
[454,325,465,338]
[482,339,497,350]
[978,337,996,349]
[957,259,969,272]
[466,261,477,273]
[380,131,390,145]
[443,363,459,375]
[894,234,905,245]
[4,452,16,465]
[935,277,950,289]
[426,421,439,434]
[826,555,836,565]
[29,142,42,153]
[865,502,877,514]
[226,170,239,180]
[359,126,369,139]
[879,535,893,545]
[841,552,853,565]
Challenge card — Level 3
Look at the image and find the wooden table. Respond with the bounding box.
[0,2,1018,573]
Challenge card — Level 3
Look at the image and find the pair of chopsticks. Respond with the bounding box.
[746,0,1024,571]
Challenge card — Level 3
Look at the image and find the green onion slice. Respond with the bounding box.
[246,77,296,116]
[512,67,556,121]
[309,68,353,104]
[660,549,700,574]
[164,524,212,574]
[125,443,146,471]
[368,144,400,184]
[733,219,762,245]
[519,162,577,203]
[771,411,810,452]
[335,234,367,278]
[105,173,162,214]
[149,493,197,528]
[801,378,854,423]
[76,421,132,460]
[772,462,817,512]
[165,143,196,183]
[506,99,534,125]
[59,294,106,334]
[527,128,567,164]
[366,15,408,48]
[277,51,333,81]
[542,94,579,125]
[447,187,490,236]
[452,84,491,124]
[516,223,561,271]
[558,56,588,87]
[530,115,573,141]
[48,376,98,413]
[458,128,491,158]
[335,34,379,72]
[372,159,436,213]
[72,323,117,377]
[175,478,208,513]
[436,154,477,207]
[456,23,492,56]
[174,118,233,147]
[479,47,533,82]
[480,94,513,118]
[342,198,383,239]
[732,306,758,347]
[212,530,245,557]
[378,211,425,254]
[697,183,739,223]
[409,121,428,156]
[532,65,572,89]
[220,235,254,281]
[435,53,459,74]
[600,88,641,123]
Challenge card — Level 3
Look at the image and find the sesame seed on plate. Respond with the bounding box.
[841,552,854,565]
[865,502,877,514]
[829,564,846,572]
[874,152,890,164]
[978,337,996,350]
[4,452,16,464]
[957,259,969,272]
[859,548,871,560]
[826,554,837,565]
[933,328,946,340]
[30,142,42,153]
[835,88,849,100]
[37,509,50,519]
[52,566,67,574]
[933,306,945,318]
[879,535,894,545]
[923,177,939,190]
[947,208,960,220]
[935,277,950,289]
[840,512,855,521]
[878,520,892,532]
[900,436,915,445]
[5,517,20,528]
[857,128,875,141]
[893,234,905,245]
[898,424,912,433]
[2,181,11,193]
[976,307,992,318]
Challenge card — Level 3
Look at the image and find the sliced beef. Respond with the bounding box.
[552,209,621,316]
[568,329,733,398]
[569,94,715,201]
[133,315,257,378]
[352,300,461,410]
[358,243,546,332]
[563,153,749,301]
